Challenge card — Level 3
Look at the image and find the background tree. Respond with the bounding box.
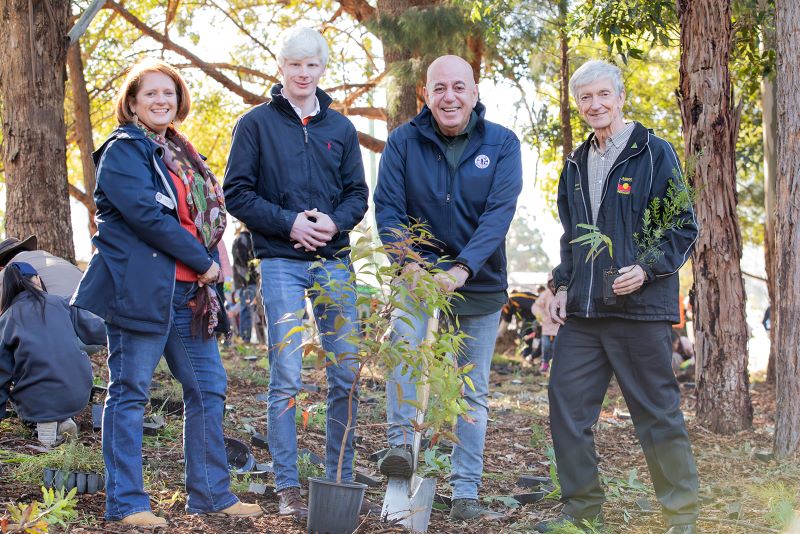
[773,0,800,458]
[678,0,752,433]
[0,0,75,262]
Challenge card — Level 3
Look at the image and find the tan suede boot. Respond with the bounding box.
[209,501,263,518]
[119,511,168,528]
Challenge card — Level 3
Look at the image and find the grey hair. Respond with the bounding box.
[569,60,625,101]
[277,26,329,68]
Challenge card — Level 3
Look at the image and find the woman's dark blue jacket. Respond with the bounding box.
[72,125,215,334]
[0,293,105,422]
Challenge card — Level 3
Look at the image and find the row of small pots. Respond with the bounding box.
[43,468,104,494]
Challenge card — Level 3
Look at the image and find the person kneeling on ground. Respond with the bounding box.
[0,262,105,446]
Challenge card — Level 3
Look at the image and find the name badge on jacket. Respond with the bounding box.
[155,192,176,210]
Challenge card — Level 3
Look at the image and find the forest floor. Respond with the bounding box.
[1,337,799,534]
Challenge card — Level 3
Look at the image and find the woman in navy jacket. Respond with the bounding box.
[72,59,261,527]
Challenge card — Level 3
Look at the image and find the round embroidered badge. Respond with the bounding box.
[474,154,490,169]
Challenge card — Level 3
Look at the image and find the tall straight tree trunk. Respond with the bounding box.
[761,77,777,384]
[377,0,435,132]
[773,0,800,459]
[66,37,98,238]
[677,0,752,433]
[558,0,572,163]
[0,0,74,262]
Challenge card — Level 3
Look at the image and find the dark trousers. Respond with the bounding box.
[549,317,699,526]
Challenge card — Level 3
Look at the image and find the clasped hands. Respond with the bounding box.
[290,209,338,252]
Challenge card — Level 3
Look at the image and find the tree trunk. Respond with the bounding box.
[558,0,572,163]
[0,0,74,263]
[761,76,777,384]
[66,37,98,239]
[376,0,435,132]
[678,0,752,433]
[773,0,800,459]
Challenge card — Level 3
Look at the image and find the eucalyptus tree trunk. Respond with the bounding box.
[0,0,75,262]
[677,0,752,433]
[558,0,572,163]
[773,0,800,459]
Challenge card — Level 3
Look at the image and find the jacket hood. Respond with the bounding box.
[269,84,334,119]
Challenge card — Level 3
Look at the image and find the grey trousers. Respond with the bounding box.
[548,317,699,526]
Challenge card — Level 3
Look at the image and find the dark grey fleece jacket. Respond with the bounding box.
[0,292,105,422]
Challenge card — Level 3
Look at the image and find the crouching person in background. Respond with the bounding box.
[0,262,104,446]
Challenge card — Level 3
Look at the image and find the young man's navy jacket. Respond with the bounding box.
[72,125,216,334]
[223,85,368,260]
[552,122,698,322]
[0,293,105,422]
[374,103,523,292]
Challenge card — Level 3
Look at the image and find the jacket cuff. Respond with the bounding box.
[638,262,655,283]
[280,210,297,239]
[454,256,476,280]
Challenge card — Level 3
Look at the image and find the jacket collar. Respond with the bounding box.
[568,121,650,165]
[270,84,333,123]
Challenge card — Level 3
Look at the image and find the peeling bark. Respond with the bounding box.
[678,0,752,433]
[773,0,800,459]
[0,0,75,263]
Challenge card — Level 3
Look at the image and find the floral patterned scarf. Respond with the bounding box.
[140,123,227,337]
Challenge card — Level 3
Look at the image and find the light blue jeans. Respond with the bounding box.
[103,281,237,520]
[260,258,359,491]
[387,307,502,500]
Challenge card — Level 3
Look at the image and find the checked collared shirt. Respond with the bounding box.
[587,121,635,222]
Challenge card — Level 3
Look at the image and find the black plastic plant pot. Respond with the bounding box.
[307,477,367,534]
[43,468,104,494]
[603,267,621,305]
[224,436,256,473]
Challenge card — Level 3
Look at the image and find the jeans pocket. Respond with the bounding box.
[173,282,198,309]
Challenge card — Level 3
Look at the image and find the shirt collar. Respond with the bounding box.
[280,88,320,121]
[432,110,479,142]
[591,121,635,151]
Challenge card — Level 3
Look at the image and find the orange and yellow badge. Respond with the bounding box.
[618,176,633,195]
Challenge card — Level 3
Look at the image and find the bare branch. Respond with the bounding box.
[105,0,267,105]
[331,105,386,120]
[172,62,278,84]
[68,183,91,208]
[357,131,385,153]
[336,0,376,23]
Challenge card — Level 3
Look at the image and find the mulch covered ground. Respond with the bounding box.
[1,341,797,533]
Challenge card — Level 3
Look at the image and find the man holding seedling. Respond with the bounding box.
[543,59,699,534]
[374,54,522,521]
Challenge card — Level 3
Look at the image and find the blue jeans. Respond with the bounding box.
[238,285,257,343]
[103,281,237,520]
[541,334,554,364]
[387,308,501,500]
[260,258,359,491]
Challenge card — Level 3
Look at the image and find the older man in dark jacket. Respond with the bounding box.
[374,55,522,521]
[223,26,369,519]
[541,60,699,534]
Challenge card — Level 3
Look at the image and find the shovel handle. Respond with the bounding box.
[411,309,438,471]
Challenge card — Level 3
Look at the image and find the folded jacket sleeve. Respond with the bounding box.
[329,124,368,234]
[552,165,574,290]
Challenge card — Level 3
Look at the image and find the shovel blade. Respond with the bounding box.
[382,476,436,533]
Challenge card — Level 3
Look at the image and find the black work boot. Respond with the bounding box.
[449,498,505,521]
[378,445,414,478]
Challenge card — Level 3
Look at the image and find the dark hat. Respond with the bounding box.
[0,235,38,267]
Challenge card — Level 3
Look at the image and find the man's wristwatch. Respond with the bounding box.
[556,285,568,293]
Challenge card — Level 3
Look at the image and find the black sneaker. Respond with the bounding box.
[378,445,413,479]
[533,513,604,532]
[665,525,696,534]
[449,498,505,521]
